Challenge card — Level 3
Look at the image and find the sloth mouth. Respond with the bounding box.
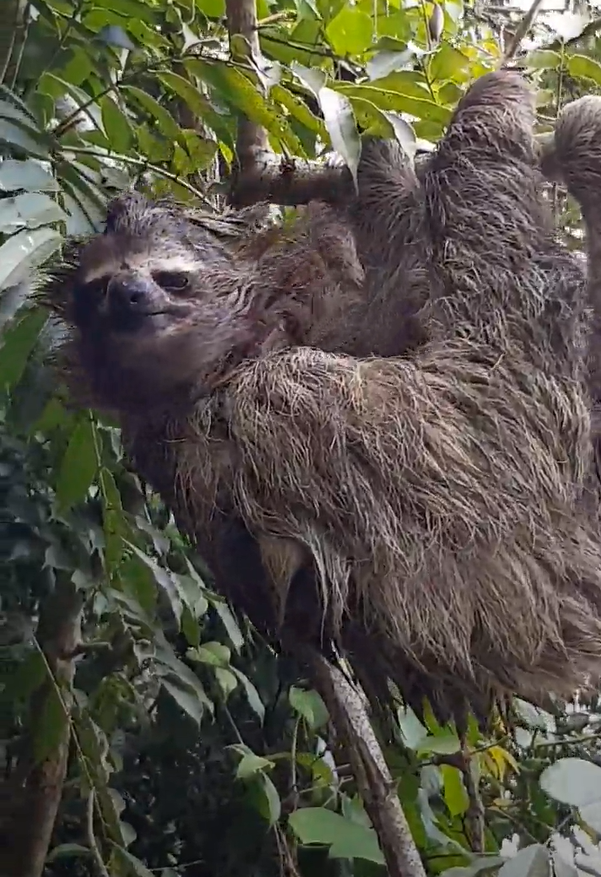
[109,307,172,334]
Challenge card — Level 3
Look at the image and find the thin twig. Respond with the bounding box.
[87,790,110,877]
[63,145,213,205]
[502,0,547,62]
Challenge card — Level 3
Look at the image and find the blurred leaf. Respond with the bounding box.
[111,846,155,877]
[498,845,550,877]
[526,50,561,71]
[540,757,601,807]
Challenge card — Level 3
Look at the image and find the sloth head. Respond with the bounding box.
[54,192,289,415]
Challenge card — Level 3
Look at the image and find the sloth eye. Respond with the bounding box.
[153,271,190,292]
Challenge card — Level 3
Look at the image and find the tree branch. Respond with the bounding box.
[502,0,547,62]
[299,647,428,877]
[0,578,83,877]
[228,149,353,208]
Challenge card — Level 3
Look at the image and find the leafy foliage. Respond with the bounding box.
[3,0,601,875]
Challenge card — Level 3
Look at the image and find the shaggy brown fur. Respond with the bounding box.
[41,71,601,723]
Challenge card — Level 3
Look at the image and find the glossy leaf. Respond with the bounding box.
[289,807,385,864]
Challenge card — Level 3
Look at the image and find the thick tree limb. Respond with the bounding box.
[228,149,353,208]
[226,131,566,209]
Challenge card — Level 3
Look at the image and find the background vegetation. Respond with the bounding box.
[3,0,601,874]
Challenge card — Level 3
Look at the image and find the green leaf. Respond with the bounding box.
[236,753,275,779]
[0,227,61,291]
[156,640,214,715]
[42,75,106,136]
[198,0,226,16]
[122,86,182,142]
[440,765,469,817]
[290,61,327,97]
[325,6,374,56]
[0,115,50,158]
[0,307,47,391]
[55,416,98,513]
[336,83,452,126]
[366,49,415,82]
[526,50,562,71]
[231,667,265,722]
[289,808,385,865]
[100,96,133,154]
[0,192,66,233]
[209,594,245,651]
[0,159,58,192]
[246,773,281,826]
[397,705,428,748]
[567,55,601,87]
[215,666,238,698]
[272,84,327,139]
[185,58,304,155]
[46,844,91,862]
[289,685,329,730]
[429,42,470,83]
[162,677,206,725]
[7,650,46,700]
[127,544,183,624]
[317,87,360,186]
[188,641,231,666]
[498,845,550,877]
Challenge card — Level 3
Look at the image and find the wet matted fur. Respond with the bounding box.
[41,70,601,723]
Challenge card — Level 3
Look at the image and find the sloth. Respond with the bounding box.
[42,70,601,724]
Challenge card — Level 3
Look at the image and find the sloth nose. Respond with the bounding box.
[108,275,150,311]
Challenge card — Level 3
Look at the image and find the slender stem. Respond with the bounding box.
[63,145,213,204]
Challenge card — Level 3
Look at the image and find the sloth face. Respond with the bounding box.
[68,193,267,414]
